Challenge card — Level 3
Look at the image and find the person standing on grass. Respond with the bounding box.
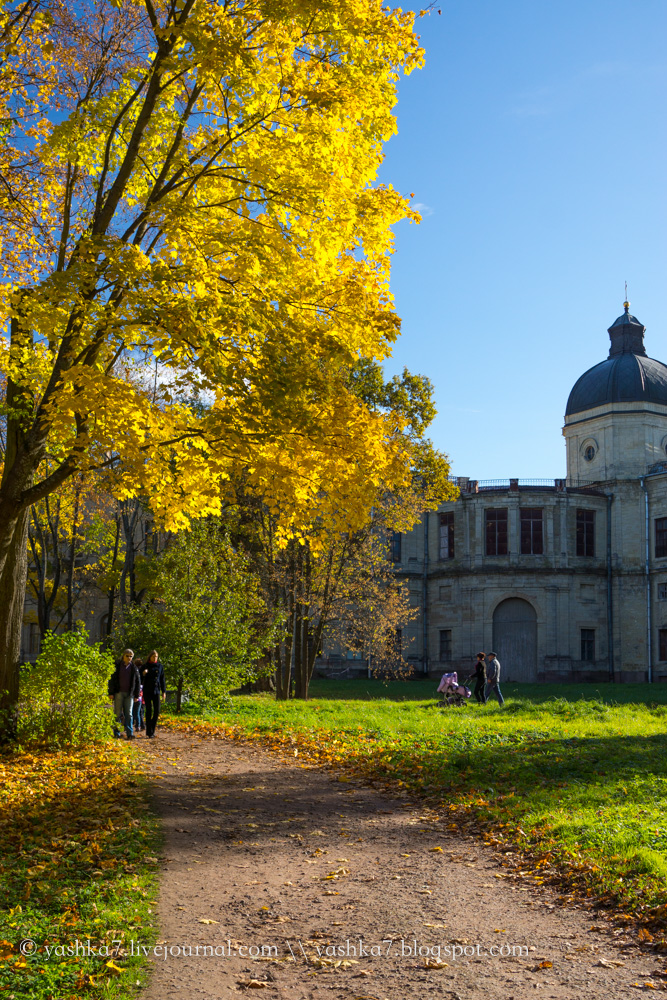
[473,652,487,704]
[484,652,505,706]
[142,650,166,738]
[111,649,141,739]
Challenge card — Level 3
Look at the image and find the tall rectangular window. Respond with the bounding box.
[656,518,667,558]
[659,629,667,661]
[659,583,667,601]
[580,628,595,662]
[28,623,40,655]
[390,531,402,563]
[576,509,595,557]
[520,508,544,555]
[439,512,455,559]
[439,629,452,661]
[485,508,508,556]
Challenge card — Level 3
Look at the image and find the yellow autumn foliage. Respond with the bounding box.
[0,0,431,541]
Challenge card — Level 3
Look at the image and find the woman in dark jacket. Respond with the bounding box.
[142,650,166,738]
[473,652,486,704]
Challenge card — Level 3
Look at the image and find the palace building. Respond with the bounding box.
[394,302,667,683]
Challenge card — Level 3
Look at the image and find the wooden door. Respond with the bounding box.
[492,598,537,682]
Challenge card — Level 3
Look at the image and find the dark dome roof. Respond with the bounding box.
[565,305,667,416]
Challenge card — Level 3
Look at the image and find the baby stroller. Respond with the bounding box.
[437,671,472,707]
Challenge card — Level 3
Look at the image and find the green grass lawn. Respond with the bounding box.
[170,679,667,932]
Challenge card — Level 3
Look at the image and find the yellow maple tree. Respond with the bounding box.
[0,0,437,733]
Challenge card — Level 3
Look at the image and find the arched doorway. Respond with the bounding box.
[492,598,537,682]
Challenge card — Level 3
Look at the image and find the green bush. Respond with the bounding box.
[19,628,115,748]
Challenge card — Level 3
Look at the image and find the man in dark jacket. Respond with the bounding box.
[110,649,142,739]
[142,650,166,739]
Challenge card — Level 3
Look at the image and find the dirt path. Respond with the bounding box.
[137,729,660,999]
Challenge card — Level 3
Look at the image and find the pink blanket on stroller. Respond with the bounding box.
[437,672,458,693]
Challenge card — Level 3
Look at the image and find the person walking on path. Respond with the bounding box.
[110,649,141,739]
[484,652,505,706]
[473,652,487,704]
[132,658,145,732]
[142,650,166,738]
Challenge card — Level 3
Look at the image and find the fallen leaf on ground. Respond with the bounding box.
[198,918,219,925]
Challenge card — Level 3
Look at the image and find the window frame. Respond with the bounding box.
[485,508,508,556]
[439,629,452,662]
[439,511,455,560]
[520,507,544,555]
[580,628,595,662]
[576,509,596,557]
[656,518,667,559]
[659,628,667,662]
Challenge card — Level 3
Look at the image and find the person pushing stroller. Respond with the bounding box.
[473,652,486,704]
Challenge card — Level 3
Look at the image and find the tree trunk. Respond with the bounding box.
[102,515,122,648]
[275,555,296,701]
[293,606,303,698]
[294,542,311,700]
[274,643,290,700]
[176,675,184,713]
[66,480,81,632]
[0,508,31,741]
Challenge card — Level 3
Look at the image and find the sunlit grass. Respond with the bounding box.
[171,680,667,924]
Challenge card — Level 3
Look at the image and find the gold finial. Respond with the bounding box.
[624,281,630,312]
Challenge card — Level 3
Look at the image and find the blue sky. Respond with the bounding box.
[380,0,667,480]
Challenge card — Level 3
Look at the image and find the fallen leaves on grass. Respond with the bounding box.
[0,743,159,999]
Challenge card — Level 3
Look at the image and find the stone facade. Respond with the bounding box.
[393,305,667,684]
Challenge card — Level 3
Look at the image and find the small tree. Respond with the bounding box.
[333,534,417,678]
[117,521,275,709]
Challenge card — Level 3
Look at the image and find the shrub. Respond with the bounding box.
[19,628,115,748]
